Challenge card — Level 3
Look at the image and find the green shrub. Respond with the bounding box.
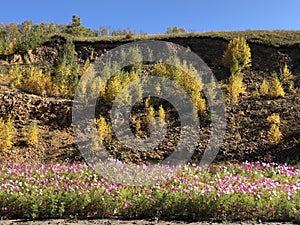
[53,39,79,97]
[166,26,187,34]
[15,20,48,53]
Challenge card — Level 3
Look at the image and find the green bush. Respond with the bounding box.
[53,39,79,97]
[15,20,48,53]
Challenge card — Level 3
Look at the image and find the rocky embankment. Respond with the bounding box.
[0,35,299,164]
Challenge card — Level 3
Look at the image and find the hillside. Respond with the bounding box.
[0,31,299,165]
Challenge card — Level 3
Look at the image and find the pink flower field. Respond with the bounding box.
[0,159,299,222]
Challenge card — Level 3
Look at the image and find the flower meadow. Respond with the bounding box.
[0,159,299,222]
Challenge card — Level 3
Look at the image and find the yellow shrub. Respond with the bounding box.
[146,105,156,125]
[269,75,285,97]
[252,89,260,98]
[23,122,39,146]
[259,79,269,96]
[267,113,280,125]
[280,64,294,84]
[191,91,206,113]
[9,66,53,97]
[280,64,294,91]
[77,65,104,103]
[227,71,246,104]
[158,105,166,127]
[144,96,151,110]
[9,66,24,88]
[131,115,142,137]
[22,67,52,97]
[95,116,111,143]
[0,116,15,152]
[104,75,122,103]
[222,36,252,71]
[266,114,282,144]
[268,123,282,144]
[207,76,217,100]
[4,39,16,55]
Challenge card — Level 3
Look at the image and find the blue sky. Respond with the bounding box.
[0,0,299,34]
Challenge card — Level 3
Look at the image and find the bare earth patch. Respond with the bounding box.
[0,219,297,225]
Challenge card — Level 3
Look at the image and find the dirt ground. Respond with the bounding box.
[0,219,297,225]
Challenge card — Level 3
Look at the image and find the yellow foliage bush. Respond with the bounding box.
[252,89,260,98]
[95,116,111,143]
[131,115,142,137]
[0,116,15,152]
[22,67,53,97]
[9,66,53,97]
[266,114,282,144]
[146,105,156,125]
[4,38,16,55]
[268,123,282,144]
[227,71,246,104]
[259,79,269,96]
[158,104,166,127]
[77,65,104,103]
[9,66,24,88]
[23,122,39,146]
[104,74,122,103]
[280,64,294,84]
[269,75,285,97]
[191,91,207,113]
[280,64,294,91]
[267,113,280,125]
[222,36,252,71]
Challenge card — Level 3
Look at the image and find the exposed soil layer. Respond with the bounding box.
[0,35,299,165]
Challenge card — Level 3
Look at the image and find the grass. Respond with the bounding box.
[69,30,300,47]
[0,159,299,222]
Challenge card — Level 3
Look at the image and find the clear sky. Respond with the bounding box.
[0,0,299,34]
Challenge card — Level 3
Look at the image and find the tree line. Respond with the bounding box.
[0,15,188,55]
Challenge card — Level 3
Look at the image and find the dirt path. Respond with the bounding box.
[0,219,296,225]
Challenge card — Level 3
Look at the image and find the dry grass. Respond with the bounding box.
[68,30,300,47]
